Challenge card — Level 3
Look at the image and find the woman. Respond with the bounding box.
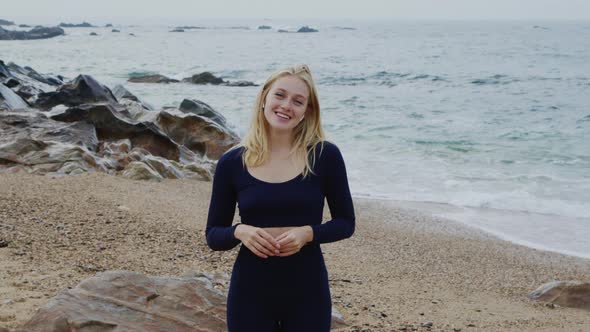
[205,64,355,332]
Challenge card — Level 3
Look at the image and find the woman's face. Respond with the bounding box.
[263,75,309,133]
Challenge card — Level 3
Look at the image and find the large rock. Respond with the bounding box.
[0,83,28,109]
[59,22,94,28]
[49,103,181,161]
[0,19,15,26]
[112,84,154,111]
[182,72,224,85]
[19,271,228,332]
[36,75,117,109]
[19,270,348,331]
[157,101,240,159]
[529,280,590,310]
[0,26,65,40]
[128,74,179,84]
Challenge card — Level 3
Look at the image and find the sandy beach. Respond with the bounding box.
[0,172,589,331]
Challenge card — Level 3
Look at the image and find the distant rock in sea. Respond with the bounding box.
[112,29,120,33]
[19,24,31,28]
[0,26,65,40]
[128,74,179,84]
[182,72,224,85]
[59,22,94,28]
[0,19,15,26]
[90,32,98,36]
[129,33,136,37]
[105,23,113,27]
[170,28,184,32]
[258,25,272,30]
[333,26,356,30]
[297,26,318,33]
[278,29,289,33]
[175,26,205,30]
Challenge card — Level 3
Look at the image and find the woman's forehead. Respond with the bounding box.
[270,75,309,99]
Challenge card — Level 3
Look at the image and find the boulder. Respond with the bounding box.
[19,271,227,331]
[0,26,65,40]
[49,103,181,161]
[112,84,154,111]
[128,74,179,84]
[297,26,318,33]
[0,83,28,109]
[156,108,239,159]
[529,281,590,310]
[258,25,272,30]
[122,161,163,181]
[0,19,15,26]
[59,22,94,28]
[223,80,257,87]
[178,98,229,127]
[36,75,117,109]
[7,62,63,86]
[182,72,224,85]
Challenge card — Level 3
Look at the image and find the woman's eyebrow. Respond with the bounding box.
[274,88,307,100]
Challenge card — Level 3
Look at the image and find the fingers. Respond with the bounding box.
[277,234,295,247]
[253,236,279,256]
[257,229,281,251]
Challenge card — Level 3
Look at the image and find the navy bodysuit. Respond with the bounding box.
[206,141,355,332]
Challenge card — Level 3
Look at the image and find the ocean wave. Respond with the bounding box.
[319,71,447,87]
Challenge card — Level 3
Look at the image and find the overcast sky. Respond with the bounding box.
[3,0,590,20]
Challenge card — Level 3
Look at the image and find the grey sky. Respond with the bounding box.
[3,0,590,20]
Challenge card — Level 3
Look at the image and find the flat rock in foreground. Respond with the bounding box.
[19,271,227,332]
[529,280,590,310]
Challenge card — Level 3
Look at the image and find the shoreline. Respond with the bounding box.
[0,172,589,331]
[353,194,590,261]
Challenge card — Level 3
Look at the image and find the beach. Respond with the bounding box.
[1,172,588,331]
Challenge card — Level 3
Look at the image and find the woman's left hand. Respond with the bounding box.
[275,226,313,257]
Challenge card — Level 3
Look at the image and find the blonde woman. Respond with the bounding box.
[206,64,355,332]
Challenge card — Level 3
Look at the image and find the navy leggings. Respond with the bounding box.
[227,244,331,332]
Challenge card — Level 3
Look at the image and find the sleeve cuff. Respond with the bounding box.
[311,224,321,244]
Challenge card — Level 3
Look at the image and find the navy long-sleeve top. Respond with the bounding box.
[205,141,355,251]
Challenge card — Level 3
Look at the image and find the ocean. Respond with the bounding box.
[1,18,589,258]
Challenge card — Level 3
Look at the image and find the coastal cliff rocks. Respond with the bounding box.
[18,270,347,331]
[529,281,590,310]
[35,74,117,109]
[0,62,235,180]
[0,26,65,40]
[18,270,228,332]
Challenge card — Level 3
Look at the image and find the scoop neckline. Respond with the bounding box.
[245,167,303,185]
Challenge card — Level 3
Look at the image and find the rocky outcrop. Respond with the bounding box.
[529,281,590,310]
[182,72,257,87]
[0,26,65,40]
[59,22,94,28]
[128,74,179,83]
[36,74,117,109]
[258,25,272,30]
[0,19,15,26]
[297,26,318,33]
[18,270,348,331]
[0,83,28,109]
[183,72,224,85]
[19,271,228,332]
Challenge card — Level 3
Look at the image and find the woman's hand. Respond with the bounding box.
[275,226,313,257]
[234,224,281,258]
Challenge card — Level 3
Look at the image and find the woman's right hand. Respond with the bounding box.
[234,224,281,258]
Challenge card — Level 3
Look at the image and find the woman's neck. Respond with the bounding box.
[269,129,294,155]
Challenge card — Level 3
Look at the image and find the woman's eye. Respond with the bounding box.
[295,101,303,105]
[275,93,284,97]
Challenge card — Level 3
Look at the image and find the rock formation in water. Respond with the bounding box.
[0,26,65,40]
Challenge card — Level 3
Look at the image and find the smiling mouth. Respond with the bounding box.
[274,112,291,120]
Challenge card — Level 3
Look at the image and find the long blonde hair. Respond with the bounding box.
[241,64,325,177]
